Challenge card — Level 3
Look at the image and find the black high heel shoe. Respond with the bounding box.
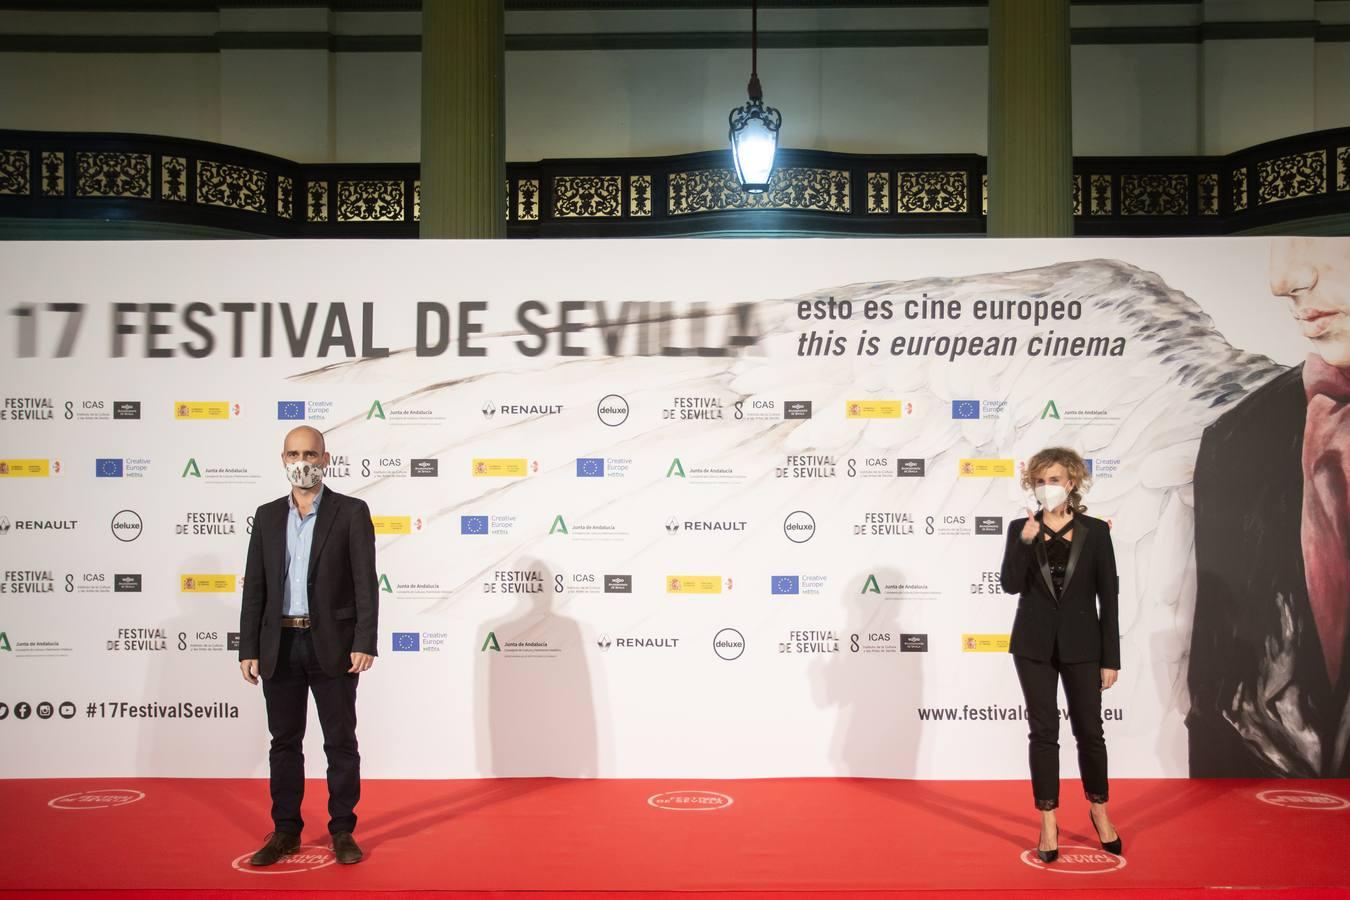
[1036,825,1058,864]
[1091,814,1123,855]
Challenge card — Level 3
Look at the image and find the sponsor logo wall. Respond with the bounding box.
[0,237,1332,780]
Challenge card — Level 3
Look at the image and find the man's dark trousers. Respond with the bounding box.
[262,627,360,835]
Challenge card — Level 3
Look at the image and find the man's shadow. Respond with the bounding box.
[474,556,599,778]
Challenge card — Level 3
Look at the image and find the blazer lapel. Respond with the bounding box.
[307,489,339,573]
[1061,516,1088,595]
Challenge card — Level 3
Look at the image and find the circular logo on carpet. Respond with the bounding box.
[647,790,734,811]
[231,844,337,875]
[1257,789,1350,811]
[48,789,145,810]
[1019,845,1126,874]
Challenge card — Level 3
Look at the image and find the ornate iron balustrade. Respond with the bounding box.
[2,128,1348,237]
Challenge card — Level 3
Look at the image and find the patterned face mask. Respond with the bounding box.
[285,460,323,489]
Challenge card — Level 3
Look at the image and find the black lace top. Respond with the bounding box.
[1041,517,1074,595]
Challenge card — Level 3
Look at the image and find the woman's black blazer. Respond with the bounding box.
[1000,512,1121,669]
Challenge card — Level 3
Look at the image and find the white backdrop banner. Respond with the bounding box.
[0,237,1343,780]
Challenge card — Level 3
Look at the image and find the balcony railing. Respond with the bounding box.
[1,127,1347,237]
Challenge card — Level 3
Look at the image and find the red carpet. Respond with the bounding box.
[5,777,1350,897]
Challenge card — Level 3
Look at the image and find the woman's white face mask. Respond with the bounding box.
[1034,483,1068,511]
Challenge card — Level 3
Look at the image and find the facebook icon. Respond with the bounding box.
[277,401,306,420]
[95,458,124,478]
[951,400,980,420]
[461,515,488,535]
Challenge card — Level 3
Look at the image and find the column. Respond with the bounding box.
[987,0,1073,237]
[420,0,505,238]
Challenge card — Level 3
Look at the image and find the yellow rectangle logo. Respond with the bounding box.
[0,458,51,477]
[371,515,412,535]
[174,401,230,420]
[666,575,722,595]
[958,458,1015,477]
[472,458,528,477]
[845,400,902,419]
[962,633,1011,652]
[180,574,237,593]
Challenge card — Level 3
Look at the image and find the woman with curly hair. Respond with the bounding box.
[1000,447,1122,863]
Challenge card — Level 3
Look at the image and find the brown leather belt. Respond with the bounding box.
[280,616,311,629]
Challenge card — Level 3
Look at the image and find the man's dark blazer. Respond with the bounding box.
[1000,512,1121,670]
[239,487,378,680]
[1189,364,1350,777]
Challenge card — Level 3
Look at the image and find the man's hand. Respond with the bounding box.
[349,652,374,674]
[240,659,260,685]
[1020,507,1039,544]
[1101,668,1118,691]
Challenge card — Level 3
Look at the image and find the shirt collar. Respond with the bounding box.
[288,483,324,514]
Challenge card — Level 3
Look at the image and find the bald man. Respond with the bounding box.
[1189,237,1350,778]
[238,426,377,865]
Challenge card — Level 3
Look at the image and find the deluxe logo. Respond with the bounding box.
[962,634,1011,652]
[0,459,52,477]
[713,628,745,661]
[662,396,723,421]
[173,401,232,420]
[472,458,529,477]
[959,458,1015,477]
[108,510,138,545]
[1019,845,1125,874]
[597,394,629,427]
[648,790,734,811]
[231,843,336,874]
[1256,789,1350,810]
[179,574,237,593]
[48,789,145,810]
[783,510,816,543]
[897,458,926,477]
[975,516,1003,535]
[371,515,416,535]
[845,399,903,419]
[410,459,439,478]
[176,512,237,536]
[114,573,142,592]
[1,397,54,421]
[666,575,723,595]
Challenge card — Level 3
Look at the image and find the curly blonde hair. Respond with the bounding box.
[1021,447,1091,514]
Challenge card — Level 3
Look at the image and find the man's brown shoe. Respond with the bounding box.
[248,831,301,866]
[332,831,364,865]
